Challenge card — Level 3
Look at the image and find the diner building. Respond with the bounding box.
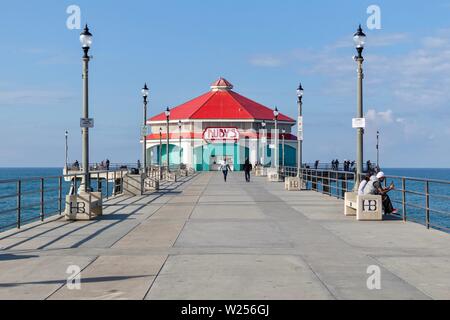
[145,78,298,171]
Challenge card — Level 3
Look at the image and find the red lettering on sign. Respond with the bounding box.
[203,127,240,143]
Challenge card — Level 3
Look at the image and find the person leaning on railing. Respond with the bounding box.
[364,172,398,215]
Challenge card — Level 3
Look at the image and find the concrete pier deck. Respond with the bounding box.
[0,172,449,300]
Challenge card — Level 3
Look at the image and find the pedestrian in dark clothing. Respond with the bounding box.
[219,159,232,182]
[106,159,110,170]
[367,160,372,173]
[243,159,253,182]
[314,160,319,170]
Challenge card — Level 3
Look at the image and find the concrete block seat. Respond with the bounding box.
[285,176,306,191]
[267,168,284,182]
[65,191,103,221]
[344,192,383,221]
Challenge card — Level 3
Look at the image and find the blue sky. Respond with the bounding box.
[1,0,450,167]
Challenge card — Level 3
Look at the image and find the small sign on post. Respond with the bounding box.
[352,118,366,129]
[80,118,94,128]
[298,116,303,131]
[141,125,148,137]
[298,116,304,141]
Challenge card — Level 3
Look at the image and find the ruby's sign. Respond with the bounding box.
[203,127,240,143]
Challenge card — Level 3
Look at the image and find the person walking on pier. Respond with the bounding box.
[219,159,232,182]
[243,158,253,183]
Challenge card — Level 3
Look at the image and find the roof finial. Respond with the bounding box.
[211,77,234,91]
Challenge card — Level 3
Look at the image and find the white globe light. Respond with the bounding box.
[297,83,304,98]
[142,84,149,97]
[353,25,366,49]
[80,25,93,48]
[273,107,279,118]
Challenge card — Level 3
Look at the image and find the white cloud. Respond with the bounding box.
[330,33,410,49]
[366,109,396,124]
[301,29,450,110]
[378,110,394,123]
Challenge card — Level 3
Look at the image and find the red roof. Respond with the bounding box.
[149,78,295,122]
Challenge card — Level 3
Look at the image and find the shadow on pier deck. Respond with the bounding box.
[0,172,449,300]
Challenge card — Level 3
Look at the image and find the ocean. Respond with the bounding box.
[0,168,116,232]
[0,168,449,232]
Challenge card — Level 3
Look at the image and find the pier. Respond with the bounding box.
[0,172,449,300]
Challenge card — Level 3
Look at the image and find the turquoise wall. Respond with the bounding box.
[152,144,182,166]
[193,143,296,171]
[151,142,296,171]
[194,143,247,171]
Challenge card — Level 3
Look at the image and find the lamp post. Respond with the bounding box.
[281,129,286,172]
[353,24,366,188]
[273,107,279,171]
[261,120,266,166]
[178,120,182,170]
[65,130,69,169]
[141,83,149,176]
[159,127,163,180]
[296,83,304,177]
[165,107,171,173]
[80,25,93,192]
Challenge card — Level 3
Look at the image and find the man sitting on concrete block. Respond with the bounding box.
[364,171,398,215]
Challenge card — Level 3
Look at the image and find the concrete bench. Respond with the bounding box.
[267,168,283,182]
[65,191,103,221]
[179,169,188,177]
[344,192,383,221]
[145,178,159,191]
[255,167,267,177]
[123,173,145,196]
[344,192,358,216]
[165,172,177,182]
[285,176,306,191]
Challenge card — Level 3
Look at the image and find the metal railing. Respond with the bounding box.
[281,166,450,232]
[303,162,375,172]
[0,169,126,232]
[282,167,355,199]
